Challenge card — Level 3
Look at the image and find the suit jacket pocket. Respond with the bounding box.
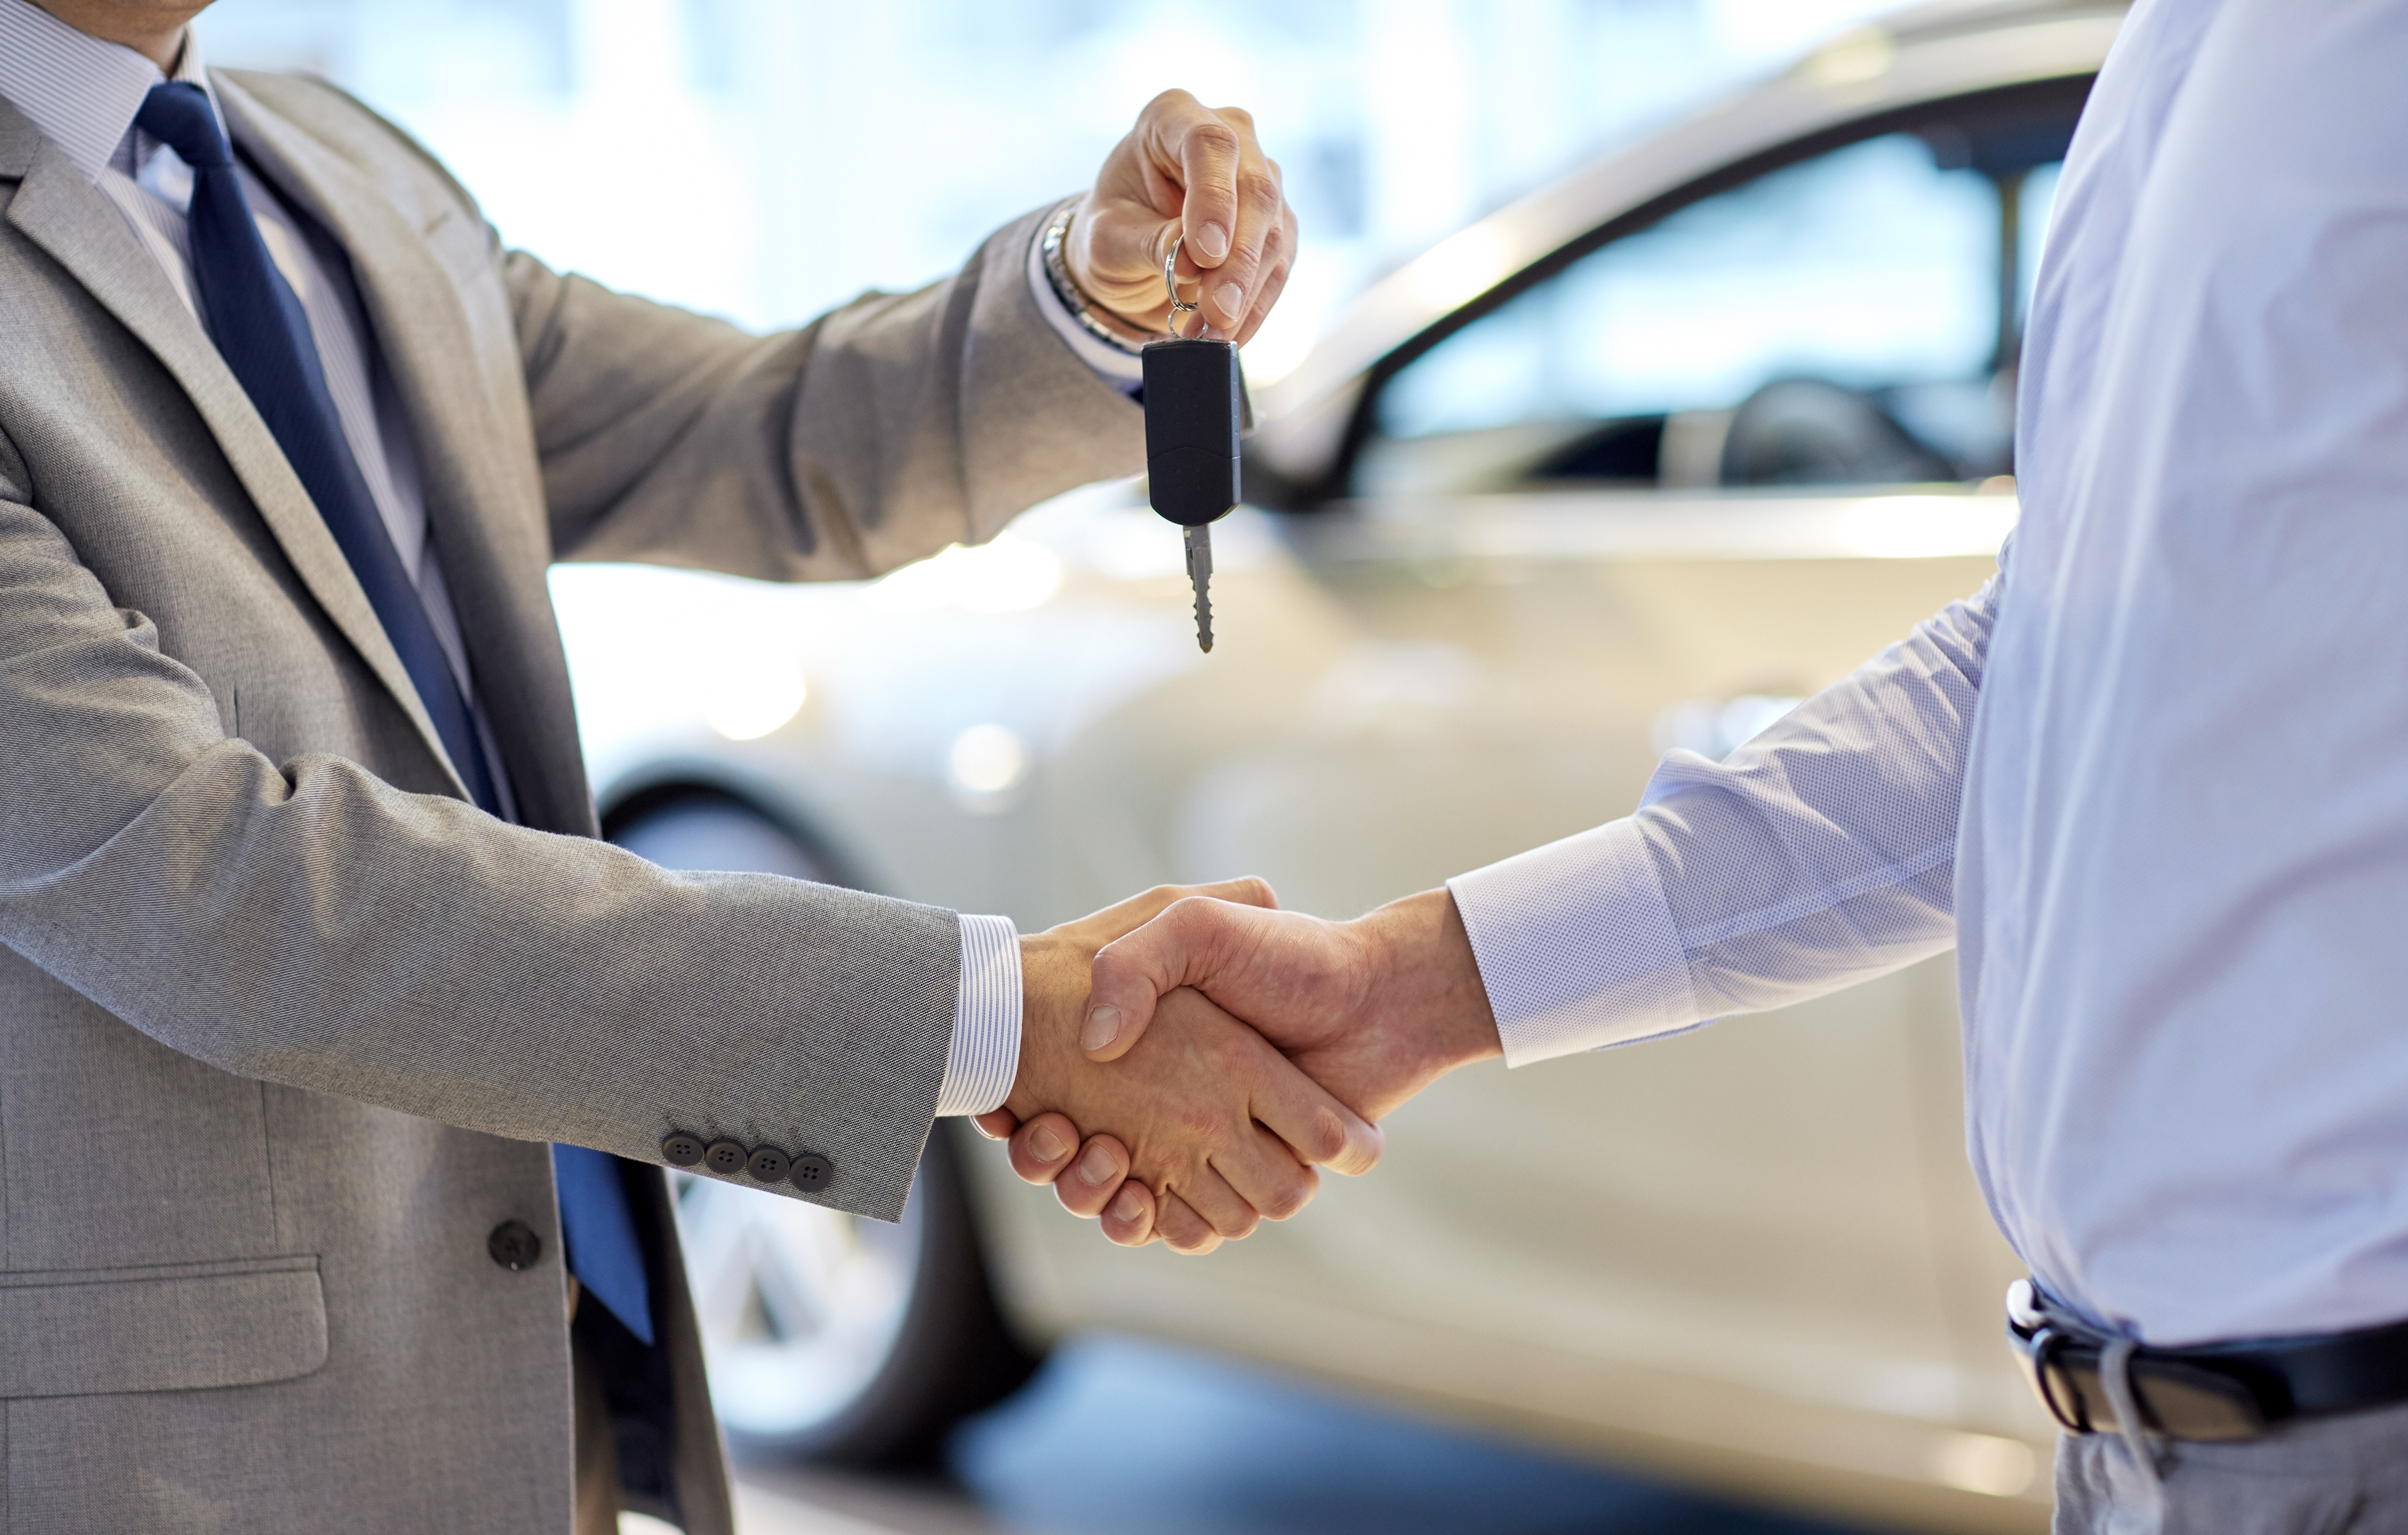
[0,1255,326,1398]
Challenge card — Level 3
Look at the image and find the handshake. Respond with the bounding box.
[978,879,1505,1254]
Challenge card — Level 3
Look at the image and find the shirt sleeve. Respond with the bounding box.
[1024,215,1146,398]
[1450,554,2007,1067]
[936,913,1022,1115]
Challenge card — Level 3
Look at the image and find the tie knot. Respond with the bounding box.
[135,82,230,171]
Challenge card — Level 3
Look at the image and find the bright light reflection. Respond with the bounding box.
[864,534,1062,615]
[1930,1431,2036,1496]
[1841,496,2016,558]
[1801,25,1895,88]
[704,660,807,742]
[947,723,1029,810]
[1401,223,1517,312]
[1239,304,1316,390]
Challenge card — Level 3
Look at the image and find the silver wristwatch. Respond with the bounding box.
[1040,197,1154,356]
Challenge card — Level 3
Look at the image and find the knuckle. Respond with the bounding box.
[1304,1107,1350,1163]
[1177,1102,1226,1142]
[1235,170,1280,213]
[1164,897,1218,943]
[1261,1178,1312,1222]
[1189,122,1241,160]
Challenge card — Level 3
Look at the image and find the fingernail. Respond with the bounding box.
[1109,1187,1147,1223]
[1076,1144,1117,1187]
[1081,1005,1121,1053]
[1215,282,1244,317]
[1027,1124,1066,1163]
[1197,222,1230,259]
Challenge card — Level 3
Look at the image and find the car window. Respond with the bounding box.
[1359,132,2063,496]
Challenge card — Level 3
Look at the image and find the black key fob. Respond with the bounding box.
[1142,338,1241,527]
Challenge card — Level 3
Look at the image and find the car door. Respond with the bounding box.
[1007,112,2070,1493]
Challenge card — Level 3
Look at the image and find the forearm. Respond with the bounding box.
[513,204,1145,579]
[0,500,954,1219]
[1636,571,1996,1013]
[4,740,956,1216]
[1450,567,2003,1064]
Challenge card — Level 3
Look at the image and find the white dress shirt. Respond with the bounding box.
[1452,0,2408,1348]
[0,0,1073,1117]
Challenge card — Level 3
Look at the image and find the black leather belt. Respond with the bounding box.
[2006,1279,2408,1441]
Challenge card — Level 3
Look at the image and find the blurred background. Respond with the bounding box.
[192,3,2078,1532]
[199,0,1903,381]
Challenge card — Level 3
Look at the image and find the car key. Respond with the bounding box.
[1143,240,1241,653]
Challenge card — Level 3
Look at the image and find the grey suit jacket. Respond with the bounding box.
[0,69,1142,1534]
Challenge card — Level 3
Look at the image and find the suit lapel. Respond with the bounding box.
[0,97,472,801]
[212,74,598,837]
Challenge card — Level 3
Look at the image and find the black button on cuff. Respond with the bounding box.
[660,1134,704,1168]
[746,1146,791,1183]
[702,1139,747,1176]
[488,1219,541,1271]
[790,1153,832,1192]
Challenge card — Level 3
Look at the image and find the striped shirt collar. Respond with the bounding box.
[0,0,212,185]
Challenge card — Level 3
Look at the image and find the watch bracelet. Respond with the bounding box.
[1041,197,1154,356]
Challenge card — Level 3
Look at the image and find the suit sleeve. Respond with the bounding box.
[1450,549,2005,1066]
[0,464,951,1221]
[503,206,1147,579]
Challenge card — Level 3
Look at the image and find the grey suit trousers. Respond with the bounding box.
[0,65,1143,1534]
[2054,1405,2408,1534]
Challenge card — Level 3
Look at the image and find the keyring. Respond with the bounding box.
[1163,236,1200,339]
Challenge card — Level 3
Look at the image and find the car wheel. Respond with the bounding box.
[608,791,1038,1464]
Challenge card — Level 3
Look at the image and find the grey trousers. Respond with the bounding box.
[2054,1400,2408,1533]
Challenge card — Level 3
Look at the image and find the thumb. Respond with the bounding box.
[1082,895,1265,1062]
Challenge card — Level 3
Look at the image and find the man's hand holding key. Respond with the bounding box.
[1059,90,1297,344]
[1049,91,1278,653]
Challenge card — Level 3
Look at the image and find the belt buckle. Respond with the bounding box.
[2017,1326,2095,1433]
[2007,1285,2271,1441]
[2007,1282,2091,1432]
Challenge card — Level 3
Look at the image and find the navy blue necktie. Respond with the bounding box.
[138,84,653,1346]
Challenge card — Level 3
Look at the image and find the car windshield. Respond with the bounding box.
[1359,130,2065,496]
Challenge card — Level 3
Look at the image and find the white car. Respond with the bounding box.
[560,3,2123,1528]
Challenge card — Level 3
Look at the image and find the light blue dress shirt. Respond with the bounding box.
[1452,0,2408,1348]
[0,0,1047,1115]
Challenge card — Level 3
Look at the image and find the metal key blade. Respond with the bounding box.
[1184,524,1215,653]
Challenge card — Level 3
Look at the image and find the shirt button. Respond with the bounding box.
[488,1220,542,1271]
[790,1153,832,1192]
[702,1140,748,1177]
[660,1134,704,1168]
[746,1146,791,1183]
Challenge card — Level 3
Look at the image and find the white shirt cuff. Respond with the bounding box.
[936,914,1021,1115]
[1447,818,1702,1068]
[1026,213,1145,398]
